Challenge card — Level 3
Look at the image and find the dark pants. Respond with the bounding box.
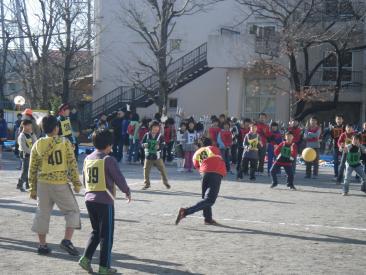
[185,173,222,222]
[333,148,340,177]
[258,144,267,173]
[18,156,29,188]
[337,151,347,182]
[84,201,115,268]
[163,141,174,162]
[231,143,238,164]
[113,139,123,162]
[236,147,243,174]
[220,148,231,172]
[305,148,319,177]
[241,157,258,179]
[74,142,79,160]
[271,163,294,186]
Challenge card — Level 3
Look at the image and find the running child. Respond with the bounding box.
[342,133,366,196]
[17,120,37,191]
[28,115,81,255]
[175,137,227,226]
[142,120,171,190]
[78,129,131,275]
[256,113,270,175]
[288,118,303,173]
[270,132,297,190]
[236,118,251,178]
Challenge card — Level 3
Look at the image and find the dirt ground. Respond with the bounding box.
[1,152,366,275]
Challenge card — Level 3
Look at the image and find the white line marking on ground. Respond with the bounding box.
[162,213,366,232]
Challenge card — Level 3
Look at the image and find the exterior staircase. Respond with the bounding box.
[80,43,211,126]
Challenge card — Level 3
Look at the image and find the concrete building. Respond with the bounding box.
[92,0,366,124]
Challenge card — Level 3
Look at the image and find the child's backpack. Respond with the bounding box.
[127,123,135,136]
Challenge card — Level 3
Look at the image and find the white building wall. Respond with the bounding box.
[93,0,243,100]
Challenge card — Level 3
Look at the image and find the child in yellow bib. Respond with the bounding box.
[28,115,81,256]
[79,129,131,275]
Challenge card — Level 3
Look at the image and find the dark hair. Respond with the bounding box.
[149,120,160,130]
[201,137,212,147]
[243,118,252,123]
[310,116,318,121]
[223,121,230,127]
[166,117,175,125]
[196,122,204,132]
[210,115,218,122]
[21,119,32,127]
[41,115,58,134]
[92,129,114,150]
[154,112,161,122]
[345,124,353,128]
[250,122,257,126]
[270,121,279,127]
[180,122,187,128]
[212,118,219,124]
[259,113,267,117]
[219,114,226,119]
[17,113,22,118]
[285,131,294,136]
[131,113,140,121]
[141,118,150,127]
[353,133,362,141]
[335,114,344,119]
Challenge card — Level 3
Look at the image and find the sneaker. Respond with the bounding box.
[175,208,186,225]
[164,183,171,190]
[249,177,256,181]
[288,185,296,190]
[142,184,150,190]
[98,266,117,275]
[37,244,51,255]
[79,256,93,273]
[60,239,79,256]
[270,183,278,188]
[204,219,220,226]
[342,192,348,196]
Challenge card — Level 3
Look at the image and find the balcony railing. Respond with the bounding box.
[306,70,363,89]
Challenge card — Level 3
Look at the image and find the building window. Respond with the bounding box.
[168,98,178,109]
[324,0,355,17]
[252,25,279,57]
[170,39,182,51]
[243,79,276,120]
[322,51,352,82]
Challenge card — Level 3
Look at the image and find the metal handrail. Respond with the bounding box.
[88,42,208,121]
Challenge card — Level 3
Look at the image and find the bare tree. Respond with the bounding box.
[15,0,62,108]
[236,0,366,121]
[55,0,93,103]
[121,0,221,115]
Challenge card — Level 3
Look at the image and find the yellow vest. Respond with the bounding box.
[40,139,68,174]
[25,136,33,148]
[60,119,72,137]
[83,157,115,199]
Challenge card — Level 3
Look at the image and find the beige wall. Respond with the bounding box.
[137,68,227,118]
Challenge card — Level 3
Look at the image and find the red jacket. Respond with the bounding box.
[288,126,302,144]
[209,127,221,145]
[193,146,227,177]
[164,126,176,143]
[219,129,233,148]
[274,141,297,166]
[337,132,355,149]
[256,122,270,145]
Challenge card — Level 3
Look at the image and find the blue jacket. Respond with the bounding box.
[121,119,130,136]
